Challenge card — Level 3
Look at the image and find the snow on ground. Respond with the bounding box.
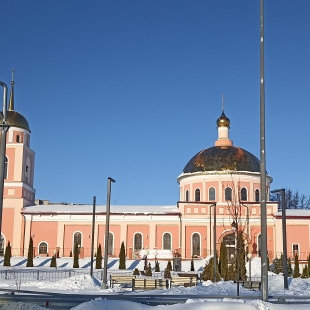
[0,257,310,309]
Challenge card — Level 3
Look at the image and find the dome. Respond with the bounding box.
[0,110,30,131]
[182,146,260,173]
[216,112,230,128]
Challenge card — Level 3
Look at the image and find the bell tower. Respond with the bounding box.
[1,71,36,253]
[3,70,35,206]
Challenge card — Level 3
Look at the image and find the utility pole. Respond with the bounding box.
[101,177,116,289]
[0,81,9,248]
[259,0,268,302]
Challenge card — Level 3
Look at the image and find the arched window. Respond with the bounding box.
[134,233,142,251]
[73,232,82,247]
[0,234,4,256]
[223,233,235,260]
[39,242,48,254]
[108,232,114,255]
[195,189,200,202]
[185,190,189,202]
[192,233,200,257]
[4,156,8,179]
[241,188,247,201]
[255,189,260,202]
[163,233,172,250]
[16,135,20,143]
[209,187,216,201]
[225,187,232,201]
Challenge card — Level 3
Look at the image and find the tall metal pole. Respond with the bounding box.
[260,0,268,302]
[209,205,212,257]
[236,222,240,296]
[101,177,116,289]
[281,189,288,289]
[213,203,217,282]
[90,196,96,277]
[271,189,288,289]
[0,81,9,248]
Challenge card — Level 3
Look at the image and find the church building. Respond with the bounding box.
[1,78,310,263]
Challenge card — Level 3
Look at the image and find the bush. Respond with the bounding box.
[219,241,228,280]
[26,237,34,267]
[119,242,126,269]
[133,268,140,275]
[164,268,171,279]
[190,257,195,271]
[50,255,57,268]
[166,260,172,271]
[301,265,309,278]
[293,254,300,278]
[145,263,152,276]
[155,261,160,272]
[96,244,102,269]
[3,241,12,267]
[201,257,220,282]
[73,243,79,268]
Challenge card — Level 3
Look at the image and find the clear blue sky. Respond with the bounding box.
[0,1,309,205]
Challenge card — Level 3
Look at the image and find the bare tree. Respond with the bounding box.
[270,188,310,210]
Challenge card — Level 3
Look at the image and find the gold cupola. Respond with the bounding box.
[0,70,30,131]
[215,94,232,147]
[216,112,230,128]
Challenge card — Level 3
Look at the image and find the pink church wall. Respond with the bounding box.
[192,182,202,194]
[185,226,207,258]
[31,221,58,256]
[2,208,14,245]
[156,225,179,250]
[287,225,309,260]
[204,181,218,201]
[63,225,92,256]
[5,148,15,183]
[250,225,275,258]
[97,225,121,256]
[127,225,149,253]
[13,131,24,143]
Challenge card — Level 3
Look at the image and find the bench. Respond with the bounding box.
[170,276,198,288]
[132,278,168,291]
[241,281,261,291]
[110,275,136,288]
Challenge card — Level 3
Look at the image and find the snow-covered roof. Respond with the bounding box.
[22,204,180,215]
[274,209,310,217]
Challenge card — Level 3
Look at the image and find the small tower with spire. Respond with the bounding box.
[1,69,36,255]
[215,94,233,147]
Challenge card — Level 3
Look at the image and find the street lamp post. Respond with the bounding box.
[101,177,116,290]
[0,81,9,247]
[247,253,253,281]
[259,0,268,302]
[271,188,288,290]
[231,220,240,296]
[90,196,96,277]
[208,203,217,282]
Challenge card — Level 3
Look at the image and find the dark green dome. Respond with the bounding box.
[183,146,260,173]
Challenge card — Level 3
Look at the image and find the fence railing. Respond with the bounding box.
[0,269,173,282]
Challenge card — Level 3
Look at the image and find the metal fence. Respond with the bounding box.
[0,269,170,282]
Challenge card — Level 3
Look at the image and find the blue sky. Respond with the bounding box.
[0,1,309,205]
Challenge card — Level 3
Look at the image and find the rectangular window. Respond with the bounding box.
[292,244,299,256]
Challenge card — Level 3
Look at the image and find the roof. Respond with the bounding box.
[0,110,30,131]
[21,204,180,215]
[274,209,310,218]
[182,146,261,174]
